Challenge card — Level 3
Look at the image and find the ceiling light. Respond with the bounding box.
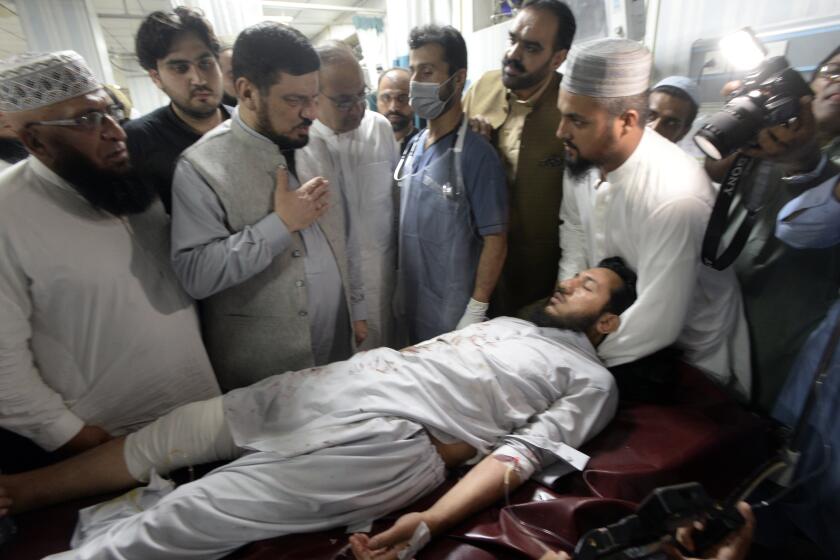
[719,28,767,72]
[265,15,294,24]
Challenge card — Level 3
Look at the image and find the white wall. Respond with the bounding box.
[385,0,465,65]
[124,73,170,117]
[652,0,840,80]
[465,19,513,85]
[383,0,840,87]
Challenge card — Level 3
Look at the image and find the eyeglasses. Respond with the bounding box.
[816,64,840,82]
[27,105,125,131]
[378,92,409,105]
[323,88,369,112]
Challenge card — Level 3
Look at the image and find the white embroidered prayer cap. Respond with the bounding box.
[0,51,100,112]
[562,38,652,98]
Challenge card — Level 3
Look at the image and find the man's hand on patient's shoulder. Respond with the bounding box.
[350,511,435,559]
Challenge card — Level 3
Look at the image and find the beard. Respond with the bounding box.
[172,89,219,120]
[565,152,597,178]
[564,133,616,179]
[256,102,311,150]
[527,298,602,333]
[51,142,156,216]
[386,112,411,132]
[501,56,553,92]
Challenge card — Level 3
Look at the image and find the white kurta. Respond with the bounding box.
[298,111,400,348]
[224,317,616,465]
[54,318,616,560]
[559,129,751,394]
[0,157,220,451]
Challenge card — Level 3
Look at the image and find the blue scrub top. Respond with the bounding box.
[409,125,508,236]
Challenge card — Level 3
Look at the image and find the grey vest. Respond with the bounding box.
[181,117,353,390]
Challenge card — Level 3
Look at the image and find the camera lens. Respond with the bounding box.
[693,95,767,160]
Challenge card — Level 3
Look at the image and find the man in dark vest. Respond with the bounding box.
[463,0,576,316]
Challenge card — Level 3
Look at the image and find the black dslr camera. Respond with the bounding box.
[694,56,813,161]
[573,482,744,560]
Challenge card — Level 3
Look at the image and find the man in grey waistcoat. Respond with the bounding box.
[170,22,368,391]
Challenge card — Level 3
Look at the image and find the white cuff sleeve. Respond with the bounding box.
[39,410,86,452]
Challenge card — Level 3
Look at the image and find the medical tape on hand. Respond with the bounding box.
[397,521,431,560]
[492,444,538,481]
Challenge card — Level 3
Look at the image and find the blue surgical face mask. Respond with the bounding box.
[409,73,457,120]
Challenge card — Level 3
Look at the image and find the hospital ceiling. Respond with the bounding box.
[0,0,384,63]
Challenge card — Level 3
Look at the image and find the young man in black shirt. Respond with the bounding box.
[125,7,230,212]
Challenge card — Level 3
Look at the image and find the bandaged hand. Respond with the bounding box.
[455,298,489,330]
[349,513,431,560]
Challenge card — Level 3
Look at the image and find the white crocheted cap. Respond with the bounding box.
[0,50,100,112]
[562,38,652,98]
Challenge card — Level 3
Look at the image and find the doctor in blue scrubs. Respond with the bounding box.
[395,25,509,344]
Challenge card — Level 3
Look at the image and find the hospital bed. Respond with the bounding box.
[4,363,772,559]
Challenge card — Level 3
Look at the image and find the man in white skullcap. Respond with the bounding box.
[647,76,700,143]
[556,38,751,396]
[0,51,219,464]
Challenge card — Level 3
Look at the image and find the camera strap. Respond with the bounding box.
[702,154,762,270]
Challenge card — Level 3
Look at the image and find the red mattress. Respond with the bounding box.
[4,364,772,559]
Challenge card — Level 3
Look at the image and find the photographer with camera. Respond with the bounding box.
[760,49,840,560]
[701,45,840,412]
[698,44,840,559]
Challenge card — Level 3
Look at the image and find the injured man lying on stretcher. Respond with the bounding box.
[0,258,637,560]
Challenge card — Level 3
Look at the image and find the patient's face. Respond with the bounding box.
[538,267,621,331]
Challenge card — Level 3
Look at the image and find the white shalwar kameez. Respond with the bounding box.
[559,129,751,393]
[52,317,617,560]
[298,111,400,348]
[0,157,220,451]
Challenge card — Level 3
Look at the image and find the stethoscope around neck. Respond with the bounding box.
[393,116,468,184]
